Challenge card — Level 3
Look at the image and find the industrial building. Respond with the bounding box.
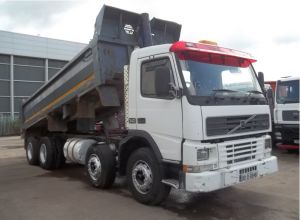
[0,30,86,119]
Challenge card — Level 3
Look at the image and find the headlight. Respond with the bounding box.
[265,138,272,149]
[197,148,209,161]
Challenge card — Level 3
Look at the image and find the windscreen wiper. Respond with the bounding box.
[211,89,238,99]
[246,90,264,103]
[246,90,264,95]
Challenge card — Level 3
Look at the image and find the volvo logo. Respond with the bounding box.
[240,120,247,128]
[227,115,257,134]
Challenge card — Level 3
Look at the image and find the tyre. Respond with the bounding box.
[39,137,56,170]
[287,149,299,153]
[85,144,116,188]
[25,136,39,165]
[53,136,66,168]
[126,148,170,205]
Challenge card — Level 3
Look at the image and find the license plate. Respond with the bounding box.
[239,166,258,182]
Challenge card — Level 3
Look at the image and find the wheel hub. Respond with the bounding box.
[132,160,153,194]
[27,142,33,160]
[40,144,47,164]
[87,154,101,181]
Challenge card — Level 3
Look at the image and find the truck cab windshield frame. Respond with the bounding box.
[174,55,267,106]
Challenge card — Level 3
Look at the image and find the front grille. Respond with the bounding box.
[226,141,257,165]
[239,166,258,182]
[218,139,264,168]
[282,110,299,121]
[206,114,269,136]
[239,166,257,175]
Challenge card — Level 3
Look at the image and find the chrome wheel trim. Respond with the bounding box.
[132,160,153,194]
[27,142,33,161]
[40,144,47,164]
[87,154,102,181]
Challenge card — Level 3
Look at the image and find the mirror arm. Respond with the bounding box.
[169,82,182,99]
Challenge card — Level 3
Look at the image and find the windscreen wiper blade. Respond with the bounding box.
[212,89,238,93]
[211,89,238,99]
[247,90,264,95]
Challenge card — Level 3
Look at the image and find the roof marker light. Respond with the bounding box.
[170,41,256,67]
[198,40,218,46]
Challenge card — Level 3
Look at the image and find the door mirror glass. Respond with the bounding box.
[266,88,274,105]
[258,72,265,91]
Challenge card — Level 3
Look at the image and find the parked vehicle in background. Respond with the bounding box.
[273,77,299,151]
[21,5,278,205]
[265,81,276,92]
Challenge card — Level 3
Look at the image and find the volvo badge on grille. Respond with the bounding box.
[227,114,257,134]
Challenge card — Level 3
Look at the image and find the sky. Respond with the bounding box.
[0,0,299,81]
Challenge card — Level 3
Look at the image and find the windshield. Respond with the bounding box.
[180,59,262,97]
[276,80,299,104]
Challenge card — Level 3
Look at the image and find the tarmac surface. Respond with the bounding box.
[0,136,299,220]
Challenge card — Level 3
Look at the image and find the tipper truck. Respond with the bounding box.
[22,5,278,205]
[273,77,299,151]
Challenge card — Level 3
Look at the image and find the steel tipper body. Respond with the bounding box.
[22,5,277,206]
[273,77,299,150]
[22,5,181,131]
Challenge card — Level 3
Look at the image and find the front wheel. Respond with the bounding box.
[126,148,170,205]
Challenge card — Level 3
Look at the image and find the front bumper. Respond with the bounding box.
[274,124,299,144]
[185,156,278,192]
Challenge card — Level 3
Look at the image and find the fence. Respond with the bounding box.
[0,115,21,136]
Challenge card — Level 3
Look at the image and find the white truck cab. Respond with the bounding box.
[274,77,299,147]
[126,41,278,192]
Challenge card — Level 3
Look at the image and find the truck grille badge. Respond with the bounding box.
[227,114,257,134]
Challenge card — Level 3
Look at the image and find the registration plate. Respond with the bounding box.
[239,166,258,182]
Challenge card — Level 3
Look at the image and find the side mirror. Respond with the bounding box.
[266,88,274,105]
[258,72,265,91]
[266,88,274,99]
[154,67,172,97]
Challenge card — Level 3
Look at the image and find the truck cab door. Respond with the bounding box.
[136,53,183,161]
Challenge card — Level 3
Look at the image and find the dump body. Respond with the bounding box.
[22,5,181,130]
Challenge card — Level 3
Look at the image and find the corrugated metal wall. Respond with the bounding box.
[0,30,86,135]
[0,115,20,136]
[0,54,68,119]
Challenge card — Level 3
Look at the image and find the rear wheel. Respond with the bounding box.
[25,136,39,165]
[85,144,116,188]
[126,148,170,205]
[39,137,56,170]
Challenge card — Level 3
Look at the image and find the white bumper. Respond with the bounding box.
[185,156,278,192]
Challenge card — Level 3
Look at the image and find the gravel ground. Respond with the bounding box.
[0,136,298,220]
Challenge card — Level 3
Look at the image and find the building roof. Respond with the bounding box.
[0,30,86,61]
